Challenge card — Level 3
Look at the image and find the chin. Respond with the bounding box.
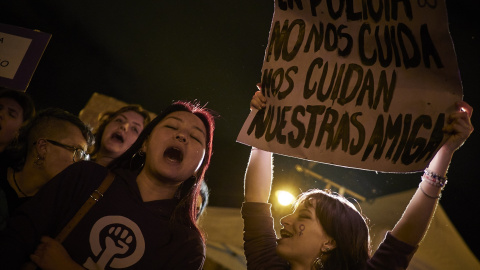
[275,244,289,259]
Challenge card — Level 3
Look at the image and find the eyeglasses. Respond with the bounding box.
[44,139,89,162]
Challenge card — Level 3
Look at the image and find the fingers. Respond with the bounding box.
[441,101,474,152]
[446,101,473,128]
[250,89,267,110]
[444,112,473,136]
[30,253,40,265]
[456,101,473,118]
[30,236,55,261]
[30,236,68,269]
[40,235,54,243]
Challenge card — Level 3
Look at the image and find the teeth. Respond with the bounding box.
[280,229,293,238]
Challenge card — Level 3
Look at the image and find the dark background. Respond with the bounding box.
[2,0,479,259]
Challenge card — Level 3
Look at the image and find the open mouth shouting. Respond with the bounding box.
[164,147,184,163]
[280,229,294,239]
[111,132,125,143]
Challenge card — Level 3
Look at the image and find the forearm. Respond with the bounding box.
[391,146,454,246]
[244,148,273,203]
[242,202,287,269]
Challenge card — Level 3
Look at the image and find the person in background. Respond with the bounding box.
[196,180,210,221]
[0,100,216,270]
[0,88,35,230]
[243,91,473,270]
[0,108,93,229]
[0,88,35,154]
[89,105,151,166]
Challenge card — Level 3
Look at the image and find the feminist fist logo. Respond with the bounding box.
[83,216,145,269]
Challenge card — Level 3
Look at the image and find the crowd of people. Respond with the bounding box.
[0,84,474,269]
[0,88,213,269]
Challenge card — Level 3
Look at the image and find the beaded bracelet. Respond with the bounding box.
[423,168,448,189]
[422,174,448,189]
[419,182,441,199]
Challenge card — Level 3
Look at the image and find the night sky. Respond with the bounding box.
[2,0,479,260]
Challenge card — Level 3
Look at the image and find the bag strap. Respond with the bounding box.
[55,171,115,243]
[20,171,116,270]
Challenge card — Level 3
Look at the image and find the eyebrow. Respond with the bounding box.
[166,116,206,137]
[299,208,311,214]
[8,107,19,115]
[118,113,143,127]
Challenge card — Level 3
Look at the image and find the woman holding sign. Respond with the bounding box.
[243,91,473,269]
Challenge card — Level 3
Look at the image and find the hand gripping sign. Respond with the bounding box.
[237,0,463,172]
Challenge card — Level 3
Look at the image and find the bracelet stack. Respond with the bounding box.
[419,168,447,199]
[423,168,448,189]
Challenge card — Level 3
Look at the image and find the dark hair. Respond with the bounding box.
[197,181,210,220]
[109,101,216,240]
[90,105,151,157]
[6,108,94,171]
[0,88,35,123]
[296,190,371,270]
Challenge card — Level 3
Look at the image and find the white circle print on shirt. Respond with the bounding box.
[83,216,145,269]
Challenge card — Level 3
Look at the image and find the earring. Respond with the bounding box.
[130,150,145,170]
[313,252,324,270]
[34,154,45,167]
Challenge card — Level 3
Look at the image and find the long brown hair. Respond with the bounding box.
[90,105,151,157]
[296,189,371,270]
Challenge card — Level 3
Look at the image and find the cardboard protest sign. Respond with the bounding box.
[237,0,463,172]
[0,23,51,91]
[79,92,156,129]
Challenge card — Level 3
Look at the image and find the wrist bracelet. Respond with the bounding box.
[424,168,447,182]
[419,182,441,199]
[423,169,447,189]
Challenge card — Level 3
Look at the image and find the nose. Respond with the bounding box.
[120,122,128,131]
[280,213,293,226]
[176,133,187,143]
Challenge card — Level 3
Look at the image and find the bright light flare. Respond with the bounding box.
[275,190,295,206]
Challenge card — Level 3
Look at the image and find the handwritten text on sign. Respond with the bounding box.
[237,0,463,172]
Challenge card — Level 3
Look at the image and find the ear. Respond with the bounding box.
[140,140,148,153]
[35,138,48,158]
[322,239,336,253]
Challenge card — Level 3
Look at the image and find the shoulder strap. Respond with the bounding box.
[55,171,116,243]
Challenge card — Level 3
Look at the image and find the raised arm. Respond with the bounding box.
[391,101,474,246]
[244,90,272,203]
[244,148,273,203]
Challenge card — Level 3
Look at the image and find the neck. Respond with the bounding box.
[136,170,180,202]
[288,258,316,270]
[94,151,118,167]
[290,264,313,270]
[7,167,42,197]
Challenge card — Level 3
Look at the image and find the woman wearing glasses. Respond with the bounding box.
[0,108,93,227]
